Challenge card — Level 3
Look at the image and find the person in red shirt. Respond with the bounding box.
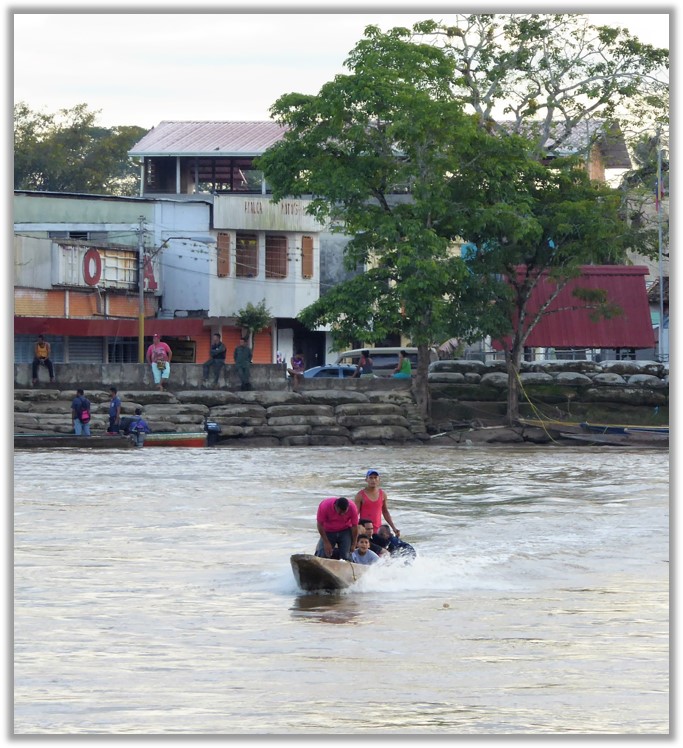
[314,497,359,561]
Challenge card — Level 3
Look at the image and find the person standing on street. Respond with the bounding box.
[234,336,253,391]
[146,333,172,392]
[202,333,227,386]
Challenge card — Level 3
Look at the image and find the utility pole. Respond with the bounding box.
[656,132,665,362]
[138,217,146,363]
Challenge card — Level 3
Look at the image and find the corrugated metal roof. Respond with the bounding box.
[495,265,655,349]
[129,121,287,157]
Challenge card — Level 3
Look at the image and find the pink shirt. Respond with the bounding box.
[317,497,359,532]
[146,341,172,363]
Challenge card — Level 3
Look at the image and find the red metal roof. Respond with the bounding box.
[129,121,287,157]
[494,265,655,349]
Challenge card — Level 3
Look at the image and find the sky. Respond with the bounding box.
[11,3,671,130]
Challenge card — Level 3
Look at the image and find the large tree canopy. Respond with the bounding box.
[258,27,507,415]
[259,17,654,421]
[14,103,147,196]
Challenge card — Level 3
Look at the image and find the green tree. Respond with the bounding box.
[14,103,147,196]
[258,27,499,416]
[412,14,668,158]
[452,153,633,422]
[235,300,273,345]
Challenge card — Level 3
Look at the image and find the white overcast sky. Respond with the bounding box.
[11,3,670,130]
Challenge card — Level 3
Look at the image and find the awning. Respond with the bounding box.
[493,265,656,350]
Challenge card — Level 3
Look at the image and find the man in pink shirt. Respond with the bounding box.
[315,497,359,561]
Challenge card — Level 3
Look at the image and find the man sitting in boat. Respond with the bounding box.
[315,497,359,561]
[351,536,381,565]
[359,519,390,557]
[372,524,416,560]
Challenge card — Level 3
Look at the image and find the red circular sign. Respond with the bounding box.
[83,248,102,286]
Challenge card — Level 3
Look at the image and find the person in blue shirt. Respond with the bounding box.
[351,536,380,565]
[128,407,151,447]
[107,387,122,433]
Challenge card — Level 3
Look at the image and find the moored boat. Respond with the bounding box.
[14,433,134,450]
[143,431,207,448]
[290,553,370,592]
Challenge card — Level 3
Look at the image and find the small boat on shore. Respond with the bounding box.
[14,430,208,449]
[14,433,134,450]
[143,431,207,448]
[518,418,668,447]
[290,553,370,592]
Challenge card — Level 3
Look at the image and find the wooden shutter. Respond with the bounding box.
[217,232,230,277]
[266,235,287,278]
[301,236,314,279]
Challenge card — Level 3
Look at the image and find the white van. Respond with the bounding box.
[333,347,436,376]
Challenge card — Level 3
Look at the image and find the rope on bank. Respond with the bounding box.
[514,367,561,444]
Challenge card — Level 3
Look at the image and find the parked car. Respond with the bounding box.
[333,347,437,376]
[303,364,359,379]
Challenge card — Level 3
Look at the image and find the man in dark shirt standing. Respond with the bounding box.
[202,333,227,386]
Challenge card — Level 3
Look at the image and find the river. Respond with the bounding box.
[14,444,669,735]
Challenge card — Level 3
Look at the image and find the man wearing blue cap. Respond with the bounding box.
[354,469,400,536]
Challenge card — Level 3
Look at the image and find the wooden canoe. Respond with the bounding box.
[290,553,370,592]
[143,431,207,448]
[14,434,134,450]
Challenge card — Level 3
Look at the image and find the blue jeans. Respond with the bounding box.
[74,420,91,436]
[315,529,353,561]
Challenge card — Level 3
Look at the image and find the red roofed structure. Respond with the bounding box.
[493,265,655,351]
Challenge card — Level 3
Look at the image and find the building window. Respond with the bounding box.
[236,233,258,278]
[302,236,314,279]
[265,235,287,278]
[192,157,263,194]
[217,232,230,277]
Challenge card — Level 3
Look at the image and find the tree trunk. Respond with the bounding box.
[505,344,523,425]
[414,342,431,421]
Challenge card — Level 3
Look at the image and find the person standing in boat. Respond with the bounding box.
[315,497,359,561]
[354,470,400,536]
[71,389,91,437]
[351,536,381,565]
[146,333,172,392]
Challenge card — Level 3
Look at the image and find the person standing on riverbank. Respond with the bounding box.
[146,333,172,392]
[234,337,253,391]
[354,469,400,536]
[107,386,121,433]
